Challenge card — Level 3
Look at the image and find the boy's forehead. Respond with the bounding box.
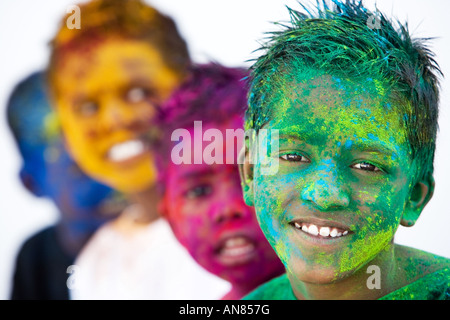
[271,73,387,119]
[266,73,409,150]
[279,72,386,102]
[54,37,175,95]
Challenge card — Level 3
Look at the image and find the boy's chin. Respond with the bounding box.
[288,260,353,285]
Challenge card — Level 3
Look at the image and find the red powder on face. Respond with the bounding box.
[162,120,284,298]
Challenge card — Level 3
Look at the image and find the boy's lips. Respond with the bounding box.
[105,138,149,164]
[214,233,257,267]
[288,217,353,242]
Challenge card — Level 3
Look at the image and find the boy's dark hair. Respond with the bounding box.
[48,0,190,96]
[154,63,249,190]
[246,0,442,182]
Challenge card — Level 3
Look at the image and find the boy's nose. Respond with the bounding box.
[210,198,251,225]
[300,165,350,211]
[100,99,142,131]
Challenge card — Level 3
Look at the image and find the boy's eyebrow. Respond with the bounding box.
[126,76,155,87]
[349,140,399,159]
[278,131,317,145]
[180,167,217,181]
[72,93,89,105]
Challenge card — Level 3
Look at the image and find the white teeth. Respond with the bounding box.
[221,245,254,257]
[224,237,248,248]
[319,227,330,237]
[108,140,145,162]
[293,222,349,238]
[221,237,254,257]
[308,225,319,236]
[330,228,338,238]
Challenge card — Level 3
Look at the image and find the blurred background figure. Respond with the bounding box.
[6,71,127,300]
[156,63,285,299]
[47,0,230,299]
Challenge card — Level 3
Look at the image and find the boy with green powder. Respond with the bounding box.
[240,0,450,300]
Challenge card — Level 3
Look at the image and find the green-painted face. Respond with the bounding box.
[247,72,420,284]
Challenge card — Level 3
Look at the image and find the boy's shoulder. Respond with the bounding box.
[242,273,296,300]
[385,245,450,300]
[380,267,450,300]
[395,244,450,277]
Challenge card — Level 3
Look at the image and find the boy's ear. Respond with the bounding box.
[400,175,435,227]
[19,167,45,198]
[238,143,255,207]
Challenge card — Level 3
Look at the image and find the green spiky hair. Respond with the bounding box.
[246,0,442,182]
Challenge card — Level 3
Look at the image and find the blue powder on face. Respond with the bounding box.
[345,140,353,149]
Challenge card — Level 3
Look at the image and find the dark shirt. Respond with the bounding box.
[10,226,74,300]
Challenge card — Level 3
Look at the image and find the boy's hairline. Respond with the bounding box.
[47,34,188,101]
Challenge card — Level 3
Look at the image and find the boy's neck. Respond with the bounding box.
[288,242,406,300]
[55,222,91,259]
[128,185,161,225]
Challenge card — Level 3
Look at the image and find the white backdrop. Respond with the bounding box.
[0,0,449,300]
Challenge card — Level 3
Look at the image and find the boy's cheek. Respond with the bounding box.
[253,170,304,230]
[253,177,290,246]
[167,203,206,244]
[354,182,409,216]
[166,210,193,248]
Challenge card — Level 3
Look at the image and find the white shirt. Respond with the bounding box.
[69,206,230,300]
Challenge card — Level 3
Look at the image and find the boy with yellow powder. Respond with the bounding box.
[240,0,450,300]
[48,0,229,299]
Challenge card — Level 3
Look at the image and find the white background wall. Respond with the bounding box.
[0,0,449,300]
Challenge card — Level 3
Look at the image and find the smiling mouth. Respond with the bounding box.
[106,139,148,163]
[215,235,256,266]
[290,221,352,239]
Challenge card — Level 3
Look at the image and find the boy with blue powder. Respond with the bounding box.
[240,0,450,299]
[6,71,126,299]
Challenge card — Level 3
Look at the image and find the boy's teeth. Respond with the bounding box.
[293,222,349,238]
[319,227,330,237]
[308,225,319,236]
[330,228,338,238]
[223,236,248,248]
[108,140,145,162]
[221,236,255,257]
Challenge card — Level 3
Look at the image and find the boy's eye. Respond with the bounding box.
[125,87,151,104]
[351,162,382,172]
[78,101,99,117]
[184,184,213,200]
[280,153,309,163]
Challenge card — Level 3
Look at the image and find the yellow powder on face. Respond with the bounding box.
[54,38,183,193]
